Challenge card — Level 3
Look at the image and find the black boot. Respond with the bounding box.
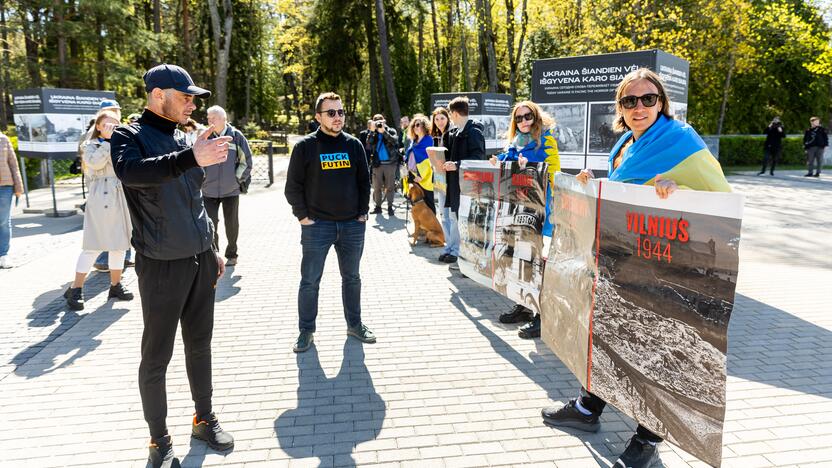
[108,282,134,301]
[518,314,541,339]
[148,435,180,468]
[192,412,234,452]
[499,304,533,324]
[63,287,84,311]
[371,206,382,214]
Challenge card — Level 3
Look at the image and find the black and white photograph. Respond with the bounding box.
[478,114,510,151]
[541,176,744,468]
[457,161,500,284]
[670,101,688,122]
[540,102,586,154]
[588,102,621,155]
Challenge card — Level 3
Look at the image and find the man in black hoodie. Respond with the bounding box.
[804,116,827,177]
[441,96,486,268]
[111,64,234,468]
[284,92,375,354]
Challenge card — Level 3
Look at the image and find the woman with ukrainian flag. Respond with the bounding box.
[541,68,730,468]
[404,114,436,213]
[489,101,561,339]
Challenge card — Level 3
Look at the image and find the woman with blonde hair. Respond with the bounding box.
[64,110,134,310]
[489,100,560,339]
[429,107,455,260]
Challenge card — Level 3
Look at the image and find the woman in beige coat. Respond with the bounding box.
[64,111,134,310]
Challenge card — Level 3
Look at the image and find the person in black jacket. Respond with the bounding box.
[803,116,827,177]
[759,117,784,176]
[284,92,375,354]
[441,96,486,267]
[365,114,400,216]
[110,64,234,468]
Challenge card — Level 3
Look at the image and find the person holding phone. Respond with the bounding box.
[63,110,134,309]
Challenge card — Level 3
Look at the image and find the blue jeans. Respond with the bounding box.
[443,209,460,257]
[0,186,12,257]
[298,219,366,332]
[95,249,133,265]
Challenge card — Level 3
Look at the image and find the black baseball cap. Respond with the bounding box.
[143,64,211,98]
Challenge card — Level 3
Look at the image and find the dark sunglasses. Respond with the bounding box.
[618,93,661,109]
[413,122,424,128]
[318,108,345,118]
[514,112,535,124]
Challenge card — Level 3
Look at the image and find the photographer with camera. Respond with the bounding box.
[759,117,785,176]
[365,114,400,216]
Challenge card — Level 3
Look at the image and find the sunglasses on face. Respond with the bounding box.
[618,93,661,109]
[514,112,534,124]
[413,122,424,128]
[318,108,345,118]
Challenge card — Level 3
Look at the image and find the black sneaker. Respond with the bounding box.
[614,435,659,468]
[108,282,134,301]
[499,304,533,324]
[388,206,395,216]
[192,412,234,452]
[293,331,314,353]
[64,287,84,311]
[518,314,541,339]
[124,259,135,268]
[371,206,382,214]
[756,171,764,176]
[813,173,820,177]
[148,435,180,468]
[440,254,458,264]
[541,398,600,432]
[347,324,377,343]
[805,172,814,177]
[438,253,449,262]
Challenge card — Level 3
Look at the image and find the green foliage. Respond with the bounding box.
[717,136,806,166]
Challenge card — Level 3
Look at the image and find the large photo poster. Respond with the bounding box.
[541,173,744,467]
[458,160,549,314]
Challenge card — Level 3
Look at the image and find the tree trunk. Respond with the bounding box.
[0,0,10,127]
[54,0,68,87]
[476,0,498,92]
[446,1,453,90]
[364,2,380,113]
[418,10,424,73]
[96,15,105,89]
[18,2,41,87]
[182,0,191,69]
[716,49,735,136]
[375,0,400,123]
[208,0,233,107]
[430,0,440,76]
[456,0,471,90]
[504,0,527,100]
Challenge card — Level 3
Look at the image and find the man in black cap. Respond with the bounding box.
[111,64,234,468]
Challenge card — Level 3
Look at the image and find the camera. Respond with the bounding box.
[375,121,384,129]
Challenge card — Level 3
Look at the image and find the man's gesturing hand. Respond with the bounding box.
[193,127,231,167]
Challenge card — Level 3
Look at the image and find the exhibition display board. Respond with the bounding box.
[531,50,689,175]
[430,92,512,155]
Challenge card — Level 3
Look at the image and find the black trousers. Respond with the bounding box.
[136,249,218,439]
[580,388,664,443]
[204,195,240,259]
[421,187,436,214]
[761,146,781,174]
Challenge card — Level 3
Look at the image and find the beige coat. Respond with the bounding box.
[0,134,23,193]
[81,140,132,251]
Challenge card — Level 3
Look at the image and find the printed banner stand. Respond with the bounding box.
[430,93,513,155]
[541,172,744,467]
[12,88,114,215]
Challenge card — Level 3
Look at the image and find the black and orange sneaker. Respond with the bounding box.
[148,434,179,468]
[192,412,234,452]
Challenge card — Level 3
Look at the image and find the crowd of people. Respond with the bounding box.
[2,62,738,468]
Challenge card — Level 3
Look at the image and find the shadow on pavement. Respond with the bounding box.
[728,293,832,399]
[10,213,82,239]
[11,299,128,378]
[215,265,241,302]
[274,339,385,467]
[370,211,406,234]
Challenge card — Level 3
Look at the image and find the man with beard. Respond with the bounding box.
[284,92,374,353]
[111,64,234,468]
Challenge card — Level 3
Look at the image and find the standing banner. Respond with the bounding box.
[430,93,513,155]
[541,173,744,467]
[531,50,690,175]
[13,88,115,160]
[458,160,548,314]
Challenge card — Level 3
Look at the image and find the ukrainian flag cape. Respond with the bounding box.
[608,115,731,192]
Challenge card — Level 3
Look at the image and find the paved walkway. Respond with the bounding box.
[0,170,829,467]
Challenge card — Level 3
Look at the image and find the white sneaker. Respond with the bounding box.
[0,256,10,268]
